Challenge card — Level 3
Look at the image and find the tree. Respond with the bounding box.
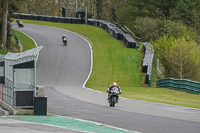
[1,0,8,49]
[0,0,22,49]
[164,37,200,81]
[152,35,200,81]
[17,0,58,16]
[152,35,175,76]
[103,0,120,22]
[132,17,165,41]
[93,0,103,19]
[166,21,200,44]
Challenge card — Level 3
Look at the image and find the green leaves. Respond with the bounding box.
[152,35,200,81]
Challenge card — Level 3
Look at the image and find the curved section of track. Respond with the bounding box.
[13,24,200,133]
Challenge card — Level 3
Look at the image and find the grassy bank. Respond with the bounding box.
[13,19,200,109]
[0,29,35,55]
[0,47,10,55]
[12,29,36,50]
[0,30,19,55]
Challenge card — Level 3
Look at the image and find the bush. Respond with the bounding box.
[132,17,165,42]
[166,21,200,44]
[152,35,200,81]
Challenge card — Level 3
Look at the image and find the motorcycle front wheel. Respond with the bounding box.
[110,96,117,107]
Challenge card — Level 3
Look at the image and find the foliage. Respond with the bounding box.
[152,35,173,75]
[165,37,200,81]
[13,29,36,51]
[17,0,58,16]
[0,30,19,55]
[93,0,103,19]
[166,21,187,39]
[0,0,21,49]
[166,21,200,44]
[172,0,200,32]
[132,17,165,41]
[7,30,19,52]
[152,35,200,81]
[11,0,200,41]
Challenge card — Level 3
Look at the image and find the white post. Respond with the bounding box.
[76,0,78,11]
[75,0,78,17]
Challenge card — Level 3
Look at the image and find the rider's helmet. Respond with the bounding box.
[113,82,117,87]
[63,34,66,37]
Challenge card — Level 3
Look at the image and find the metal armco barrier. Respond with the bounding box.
[88,19,139,48]
[12,13,139,49]
[156,78,200,94]
[142,42,154,86]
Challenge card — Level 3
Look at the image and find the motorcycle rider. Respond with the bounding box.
[16,20,24,27]
[107,82,121,102]
[62,34,67,45]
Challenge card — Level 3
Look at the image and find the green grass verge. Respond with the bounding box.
[0,29,35,55]
[13,19,200,109]
[0,47,10,55]
[0,30,19,55]
[122,87,200,108]
[12,29,36,50]
[151,56,160,87]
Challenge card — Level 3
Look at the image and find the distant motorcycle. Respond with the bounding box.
[108,87,120,107]
[62,37,67,46]
[16,20,24,28]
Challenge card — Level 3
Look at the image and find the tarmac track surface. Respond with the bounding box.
[11,23,200,133]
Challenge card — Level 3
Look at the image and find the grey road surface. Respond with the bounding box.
[11,23,200,133]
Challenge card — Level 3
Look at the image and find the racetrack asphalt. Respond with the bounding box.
[2,23,199,133]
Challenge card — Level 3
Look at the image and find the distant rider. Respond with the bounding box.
[62,34,67,41]
[107,82,121,101]
[16,20,24,27]
[62,34,67,45]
